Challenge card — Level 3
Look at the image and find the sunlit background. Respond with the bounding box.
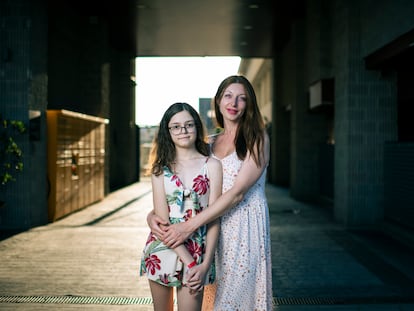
[135,56,241,127]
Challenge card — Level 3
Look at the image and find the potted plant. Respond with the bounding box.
[0,114,26,207]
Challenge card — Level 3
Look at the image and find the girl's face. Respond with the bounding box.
[168,110,197,148]
[219,83,247,122]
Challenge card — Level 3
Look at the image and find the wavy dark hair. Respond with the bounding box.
[214,75,265,167]
[148,102,209,176]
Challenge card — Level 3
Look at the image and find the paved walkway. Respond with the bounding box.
[0,179,414,310]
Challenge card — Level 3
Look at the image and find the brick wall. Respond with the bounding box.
[0,0,49,230]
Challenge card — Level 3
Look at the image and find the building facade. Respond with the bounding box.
[240,0,414,246]
[1,0,413,248]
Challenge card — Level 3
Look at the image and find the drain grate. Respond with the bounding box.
[275,297,338,305]
[1,295,413,305]
[273,296,414,305]
[0,295,153,305]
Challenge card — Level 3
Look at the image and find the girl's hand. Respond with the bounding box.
[185,264,206,295]
[163,222,192,248]
[147,211,169,240]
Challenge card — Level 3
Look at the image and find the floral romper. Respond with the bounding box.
[140,157,215,287]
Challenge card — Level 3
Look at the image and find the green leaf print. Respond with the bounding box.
[145,239,170,254]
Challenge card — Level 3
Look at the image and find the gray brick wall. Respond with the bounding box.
[332,0,398,226]
[273,0,404,227]
[0,0,49,229]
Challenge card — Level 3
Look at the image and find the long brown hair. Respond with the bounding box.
[148,102,209,176]
[214,75,265,167]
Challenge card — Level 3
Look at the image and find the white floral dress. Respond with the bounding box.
[205,151,273,310]
[140,158,215,287]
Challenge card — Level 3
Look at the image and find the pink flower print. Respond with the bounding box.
[176,269,183,281]
[145,254,161,275]
[145,233,157,245]
[183,209,193,221]
[193,175,209,195]
[159,273,170,285]
[196,204,206,214]
[186,239,202,260]
[171,174,182,187]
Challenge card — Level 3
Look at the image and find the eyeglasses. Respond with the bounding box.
[168,123,196,135]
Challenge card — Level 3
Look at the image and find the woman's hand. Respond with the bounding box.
[146,211,169,240]
[163,222,193,248]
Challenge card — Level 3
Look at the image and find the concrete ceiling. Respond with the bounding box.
[133,0,302,58]
[67,0,302,57]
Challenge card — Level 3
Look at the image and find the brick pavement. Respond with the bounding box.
[0,179,414,310]
[267,186,414,310]
[0,180,154,310]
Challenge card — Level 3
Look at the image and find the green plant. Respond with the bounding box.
[0,115,26,186]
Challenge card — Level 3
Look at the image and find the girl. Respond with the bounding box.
[140,102,222,311]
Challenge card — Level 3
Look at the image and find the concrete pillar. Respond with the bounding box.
[289,21,328,202]
[332,1,397,227]
[270,56,290,186]
[109,51,138,191]
[0,0,49,230]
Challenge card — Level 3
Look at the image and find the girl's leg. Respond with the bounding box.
[149,280,174,311]
[176,285,204,311]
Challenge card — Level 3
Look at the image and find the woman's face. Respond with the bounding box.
[168,110,197,148]
[219,83,247,122]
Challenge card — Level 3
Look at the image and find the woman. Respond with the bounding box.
[149,76,273,310]
[140,103,222,311]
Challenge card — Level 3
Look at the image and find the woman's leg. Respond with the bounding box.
[201,283,216,311]
[176,285,204,311]
[149,280,174,311]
